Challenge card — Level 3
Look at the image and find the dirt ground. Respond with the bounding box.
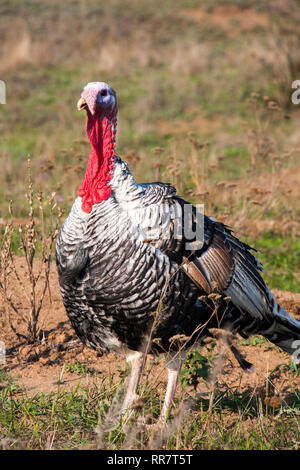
[180,5,270,37]
[0,257,299,405]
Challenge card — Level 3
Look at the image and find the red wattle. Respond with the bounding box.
[79,114,115,213]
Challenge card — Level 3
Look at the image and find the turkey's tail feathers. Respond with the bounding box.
[182,220,300,360]
[231,291,300,359]
[256,293,300,357]
[226,255,300,357]
[229,344,254,373]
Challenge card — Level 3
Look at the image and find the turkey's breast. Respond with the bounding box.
[55,160,203,354]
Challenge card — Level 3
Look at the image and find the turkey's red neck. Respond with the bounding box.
[79,113,117,213]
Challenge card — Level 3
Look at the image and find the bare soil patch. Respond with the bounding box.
[180,5,270,36]
[0,257,299,406]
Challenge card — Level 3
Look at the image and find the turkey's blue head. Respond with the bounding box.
[77,82,117,119]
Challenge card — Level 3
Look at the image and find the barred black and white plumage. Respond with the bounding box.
[56,82,300,423]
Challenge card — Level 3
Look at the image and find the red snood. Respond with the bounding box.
[78,114,116,213]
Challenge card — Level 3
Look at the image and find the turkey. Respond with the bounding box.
[56,81,300,424]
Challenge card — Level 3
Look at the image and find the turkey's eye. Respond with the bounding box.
[100,89,108,97]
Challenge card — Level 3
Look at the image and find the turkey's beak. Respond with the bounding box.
[77,97,88,111]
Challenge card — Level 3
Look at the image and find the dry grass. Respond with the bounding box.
[0,158,62,343]
[0,0,300,451]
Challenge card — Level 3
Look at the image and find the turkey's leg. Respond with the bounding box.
[160,368,180,421]
[121,350,144,417]
[159,350,186,423]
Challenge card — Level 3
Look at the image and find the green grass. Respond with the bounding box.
[64,362,100,377]
[248,233,300,292]
[0,378,99,449]
[241,335,281,352]
[0,364,299,450]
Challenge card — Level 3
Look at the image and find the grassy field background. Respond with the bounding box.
[1,0,300,290]
[0,0,300,450]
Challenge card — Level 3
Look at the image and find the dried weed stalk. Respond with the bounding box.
[0,158,63,343]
